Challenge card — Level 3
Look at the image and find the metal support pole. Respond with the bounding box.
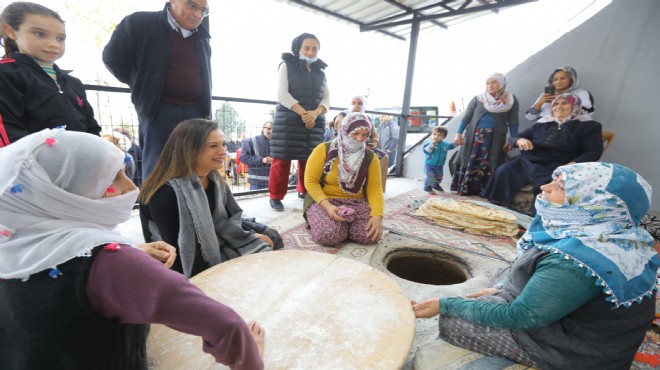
[395,16,420,177]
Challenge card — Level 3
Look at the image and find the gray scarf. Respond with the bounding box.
[166,172,269,277]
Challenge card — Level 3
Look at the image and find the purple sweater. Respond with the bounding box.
[86,246,263,370]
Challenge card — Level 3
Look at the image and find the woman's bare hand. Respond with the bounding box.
[411,298,440,318]
[138,241,177,268]
[534,93,555,110]
[464,287,498,298]
[247,321,265,357]
[365,215,383,242]
[301,112,316,128]
[516,138,534,151]
[320,200,347,222]
[454,133,465,146]
[255,233,274,247]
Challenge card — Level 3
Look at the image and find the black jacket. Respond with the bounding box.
[102,3,212,121]
[0,53,100,147]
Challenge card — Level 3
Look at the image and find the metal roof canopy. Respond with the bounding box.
[278,0,537,176]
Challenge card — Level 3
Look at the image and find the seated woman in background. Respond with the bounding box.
[0,129,264,369]
[525,66,594,121]
[102,131,136,181]
[329,95,385,157]
[451,73,519,196]
[414,162,658,370]
[482,93,602,212]
[139,119,279,278]
[304,112,383,246]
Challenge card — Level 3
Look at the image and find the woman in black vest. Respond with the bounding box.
[0,129,264,369]
[269,32,329,211]
[413,162,657,369]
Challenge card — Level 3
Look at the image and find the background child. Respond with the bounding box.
[422,126,457,194]
[0,2,100,147]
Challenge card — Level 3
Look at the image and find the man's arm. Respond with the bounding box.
[240,139,264,167]
[102,16,137,84]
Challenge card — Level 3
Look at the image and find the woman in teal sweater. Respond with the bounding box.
[413,162,658,369]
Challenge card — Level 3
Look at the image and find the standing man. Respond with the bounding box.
[378,114,400,167]
[226,132,241,183]
[102,0,212,179]
[240,121,273,190]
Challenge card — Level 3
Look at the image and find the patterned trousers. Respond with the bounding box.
[439,315,541,368]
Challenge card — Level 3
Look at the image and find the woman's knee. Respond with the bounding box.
[310,224,348,245]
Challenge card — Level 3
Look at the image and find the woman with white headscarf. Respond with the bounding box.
[525,66,594,122]
[304,112,384,246]
[415,162,658,369]
[451,73,519,196]
[483,93,602,213]
[0,129,264,369]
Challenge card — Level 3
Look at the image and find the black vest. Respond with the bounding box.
[0,246,149,370]
[271,54,326,160]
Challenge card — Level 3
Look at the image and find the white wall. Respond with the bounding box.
[405,0,660,211]
[506,0,660,211]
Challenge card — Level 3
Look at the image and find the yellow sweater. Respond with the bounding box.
[305,143,384,217]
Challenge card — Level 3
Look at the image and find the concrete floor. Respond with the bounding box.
[118,177,510,369]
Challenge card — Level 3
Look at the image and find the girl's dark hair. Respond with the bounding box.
[432,126,448,137]
[139,119,224,204]
[290,32,320,56]
[1,2,64,57]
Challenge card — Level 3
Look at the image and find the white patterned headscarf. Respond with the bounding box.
[537,93,592,124]
[518,162,658,308]
[477,73,515,113]
[324,112,372,194]
[0,129,137,280]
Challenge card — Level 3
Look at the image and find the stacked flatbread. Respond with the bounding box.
[414,198,519,237]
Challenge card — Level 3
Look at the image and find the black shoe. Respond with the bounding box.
[423,186,435,194]
[298,192,307,199]
[270,199,284,211]
[432,184,444,192]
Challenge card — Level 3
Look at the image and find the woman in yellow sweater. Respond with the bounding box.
[304,112,384,246]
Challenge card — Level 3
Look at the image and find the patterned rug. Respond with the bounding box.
[278,189,524,262]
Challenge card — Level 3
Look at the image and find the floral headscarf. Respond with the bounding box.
[477,73,515,113]
[324,112,372,194]
[538,93,592,124]
[518,162,658,308]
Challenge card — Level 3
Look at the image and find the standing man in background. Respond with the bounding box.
[102,0,212,179]
[226,132,241,184]
[378,114,400,167]
[240,121,273,190]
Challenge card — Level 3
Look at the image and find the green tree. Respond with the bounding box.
[215,102,240,136]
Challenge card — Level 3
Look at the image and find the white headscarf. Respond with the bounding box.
[351,95,367,113]
[0,129,137,280]
[477,73,515,113]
